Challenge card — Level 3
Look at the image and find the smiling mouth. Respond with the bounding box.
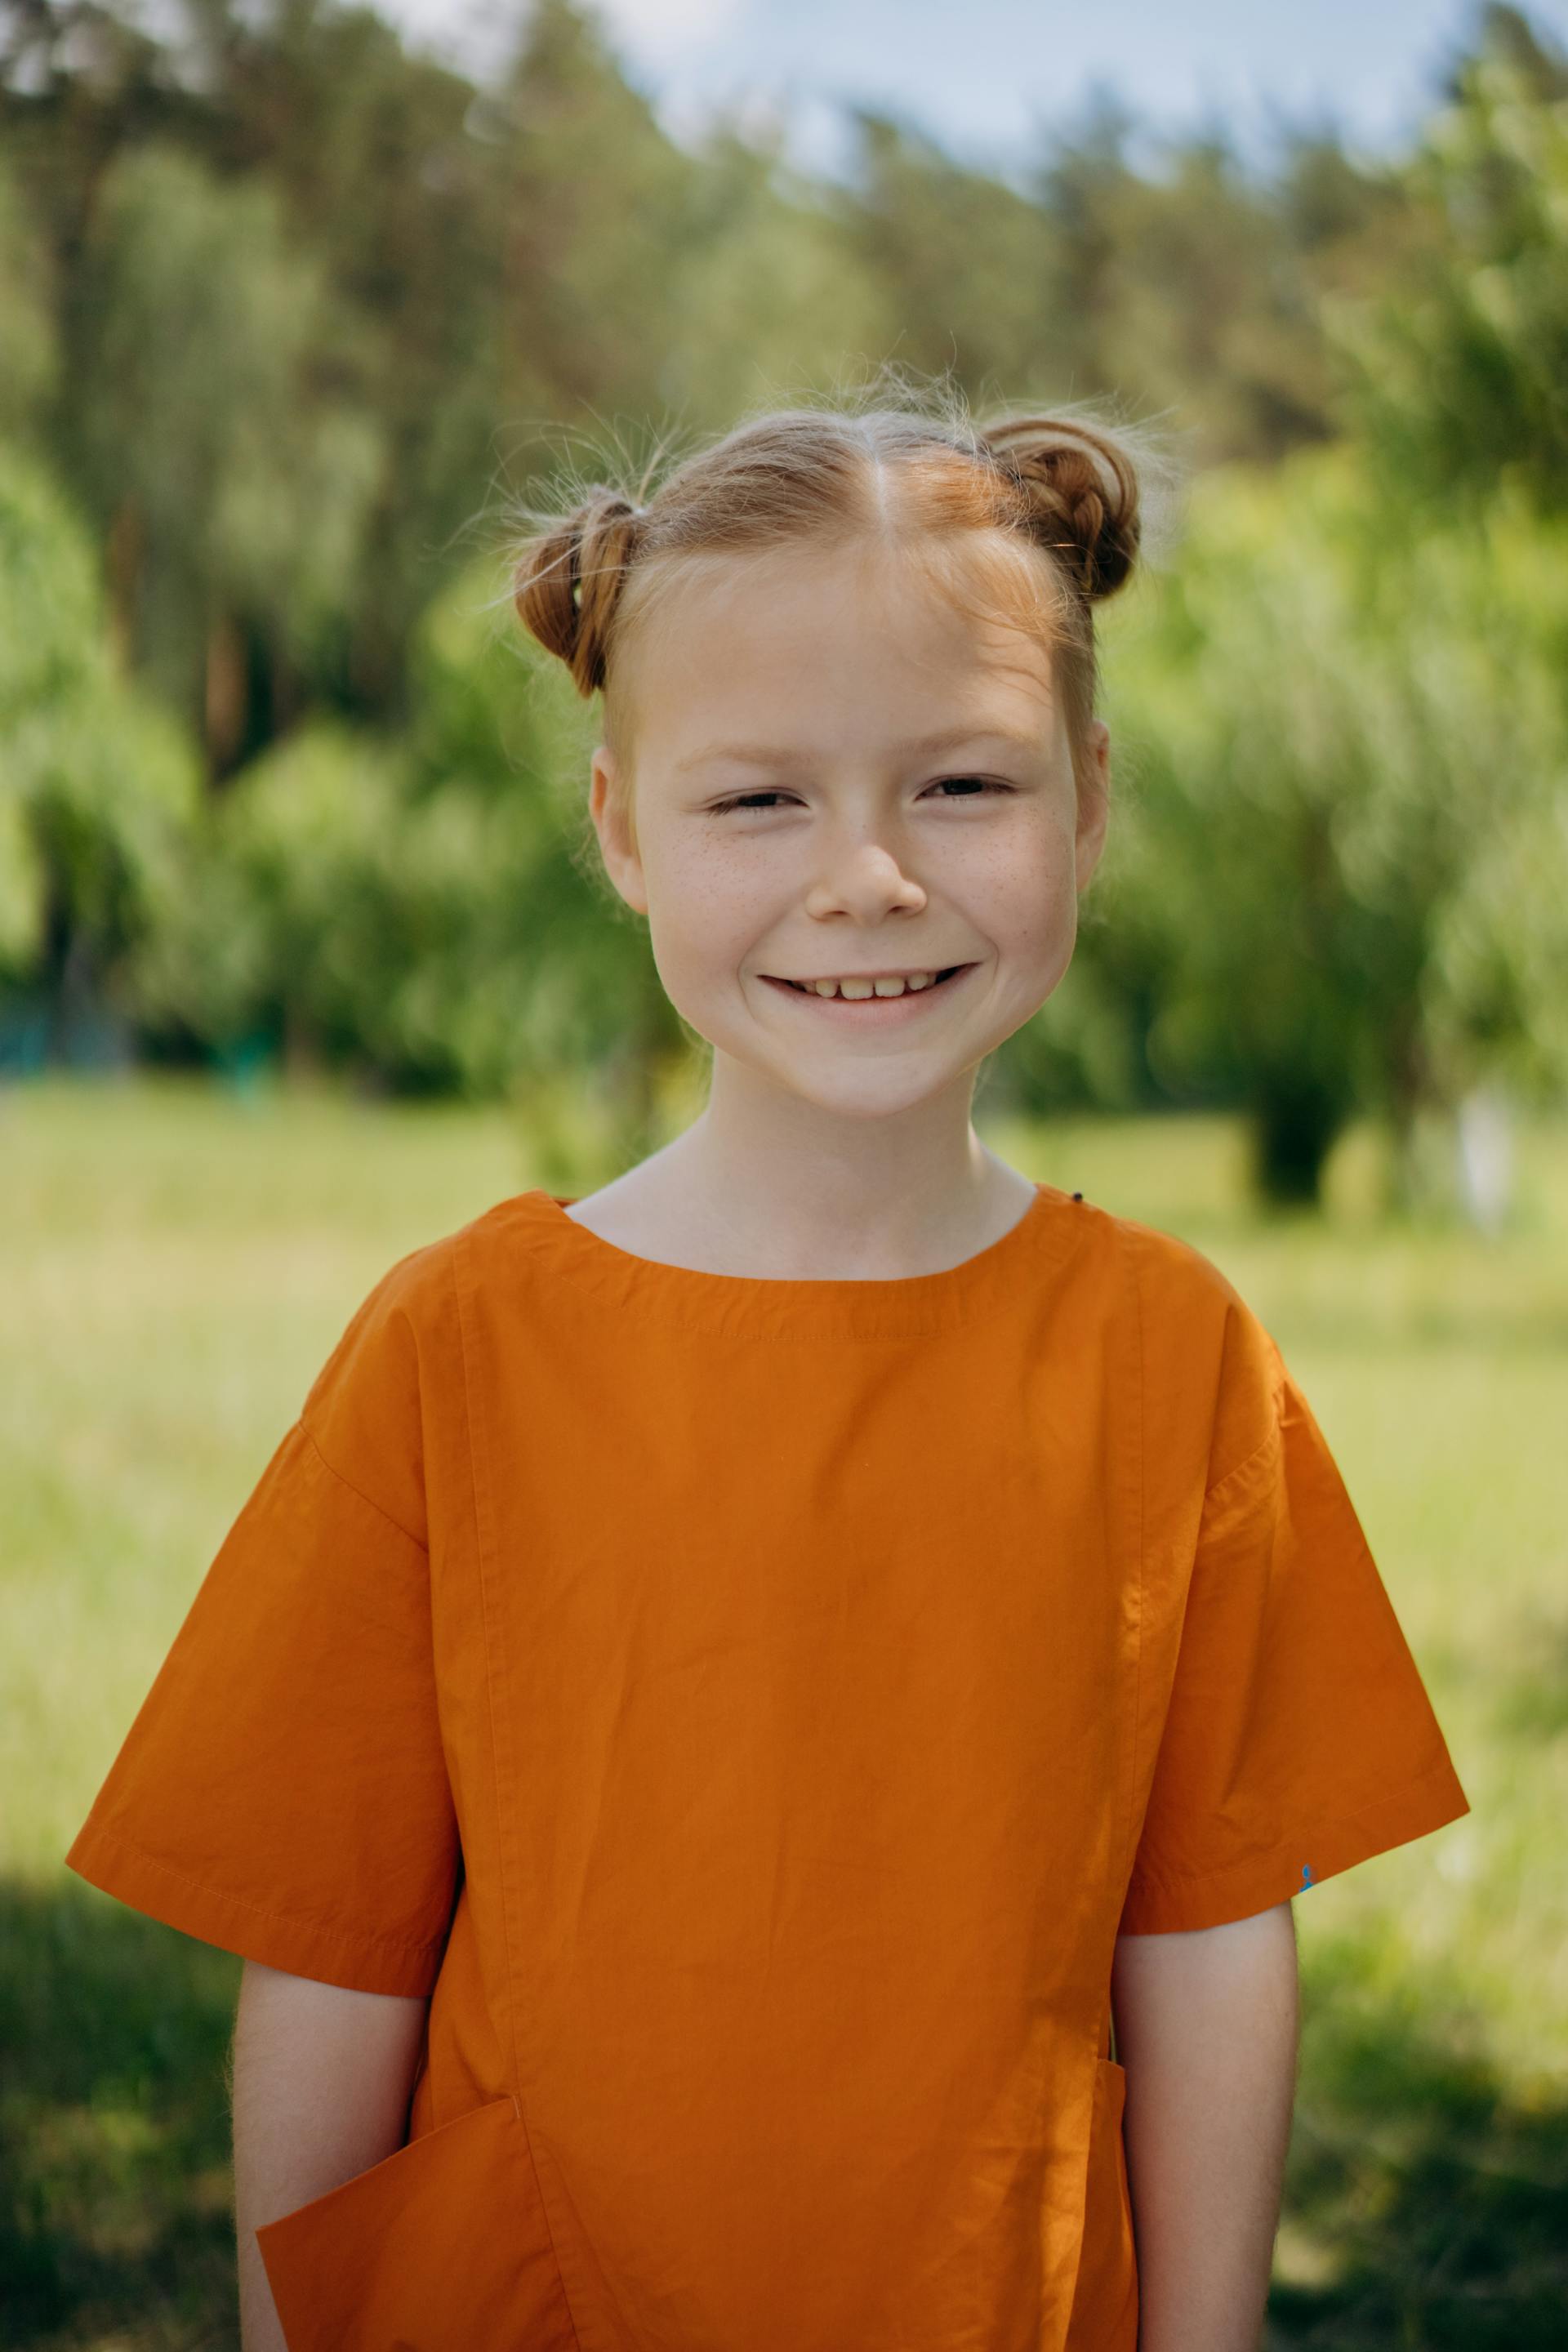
[764,964,973,1000]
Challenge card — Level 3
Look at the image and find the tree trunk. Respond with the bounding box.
[1250,1071,1344,1209]
[105,496,145,674]
[204,610,249,782]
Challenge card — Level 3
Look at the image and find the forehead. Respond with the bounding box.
[614,534,1063,771]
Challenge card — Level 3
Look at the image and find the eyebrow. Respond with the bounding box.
[675,725,1043,776]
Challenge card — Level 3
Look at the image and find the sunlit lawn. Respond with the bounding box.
[4,1071,1566,2346]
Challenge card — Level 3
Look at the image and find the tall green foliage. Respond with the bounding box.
[69,144,386,760]
[135,559,687,1143]
[0,441,198,1047]
[0,154,56,440]
[1102,452,1568,1200]
[1328,4,1568,518]
[0,0,1412,775]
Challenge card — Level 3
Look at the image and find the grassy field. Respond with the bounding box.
[3,1071,1566,2347]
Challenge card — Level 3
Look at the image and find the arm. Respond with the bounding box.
[230,1958,430,2352]
[1110,1901,1299,2352]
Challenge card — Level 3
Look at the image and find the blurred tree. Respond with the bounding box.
[0,151,58,441]
[839,111,1057,399]
[1325,3,1568,519]
[136,555,690,1153]
[486,0,699,426]
[1034,100,1405,470]
[841,87,1401,466]
[1274,120,1419,305]
[1102,449,1568,1205]
[1414,503,1568,1110]
[0,438,200,1060]
[657,122,896,425]
[2,1,512,722]
[193,0,514,706]
[67,142,385,776]
[1028,91,1137,400]
[1098,129,1336,464]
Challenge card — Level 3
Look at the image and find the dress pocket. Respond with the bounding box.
[1062,2058,1138,2351]
[254,2092,579,2352]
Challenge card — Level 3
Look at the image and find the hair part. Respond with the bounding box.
[509,374,1167,857]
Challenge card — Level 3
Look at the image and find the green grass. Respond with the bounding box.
[4,1071,1566,2345]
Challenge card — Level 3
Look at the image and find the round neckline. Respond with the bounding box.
[506,1178,1085,1341]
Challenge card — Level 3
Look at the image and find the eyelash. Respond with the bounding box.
[709,777,1013,816]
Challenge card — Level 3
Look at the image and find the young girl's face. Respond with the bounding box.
[589,532,1109,1123]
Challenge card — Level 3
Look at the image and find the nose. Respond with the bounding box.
[803,833,928,924]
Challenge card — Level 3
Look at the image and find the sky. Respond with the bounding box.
[370,0,1568,176]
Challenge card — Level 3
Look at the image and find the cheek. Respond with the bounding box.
[951,813,1076,953]
[641,839,778,969]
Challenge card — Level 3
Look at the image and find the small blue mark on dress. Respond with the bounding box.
[1300,1864,1314,1889]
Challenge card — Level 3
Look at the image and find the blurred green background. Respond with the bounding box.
[2,1,1566,2343]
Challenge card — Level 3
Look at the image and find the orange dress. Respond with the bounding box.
[65,1183,1469,2352]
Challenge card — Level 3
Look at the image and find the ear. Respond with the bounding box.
[589,746,648,915]
[1074,720,1111,893]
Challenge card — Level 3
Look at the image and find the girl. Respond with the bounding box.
[66,386,1470,2352]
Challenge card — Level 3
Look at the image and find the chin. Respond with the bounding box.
[776,1066,960,1120]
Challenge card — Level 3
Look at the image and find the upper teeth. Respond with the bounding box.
[793,971,940,998]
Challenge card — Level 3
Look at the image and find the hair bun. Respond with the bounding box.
[977,415,1141,602]
[513,488,642,694]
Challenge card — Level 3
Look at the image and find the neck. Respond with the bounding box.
[585,1054,1036,1281]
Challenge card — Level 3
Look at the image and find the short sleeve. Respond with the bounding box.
[64,1246,459,1997]
[1117,1308,1470,1936]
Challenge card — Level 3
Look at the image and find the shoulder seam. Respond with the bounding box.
[296,1415,427,1553]
[1203,1316,1288,1503]
[1201,1415,1283,1512]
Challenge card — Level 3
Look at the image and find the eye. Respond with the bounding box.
[924,775,1013,800]
[710,791,797,816]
